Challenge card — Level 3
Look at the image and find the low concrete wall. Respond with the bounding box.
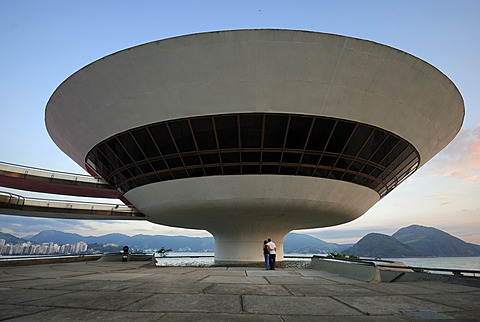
[0,255,102,267]
[99,254,153,262]
[310,257,444,283]
[310,257,380,282]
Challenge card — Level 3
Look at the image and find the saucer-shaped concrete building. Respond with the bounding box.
[45,29,464,264]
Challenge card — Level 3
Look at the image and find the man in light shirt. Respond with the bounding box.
[266,238,276,270]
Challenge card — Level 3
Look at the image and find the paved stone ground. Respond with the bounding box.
[0,261,479,321]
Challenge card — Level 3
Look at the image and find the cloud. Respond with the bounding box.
[430,122,480,183]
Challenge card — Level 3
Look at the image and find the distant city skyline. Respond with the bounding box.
[1,1,479,244]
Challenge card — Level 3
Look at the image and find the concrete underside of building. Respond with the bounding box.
[45,29,464,264]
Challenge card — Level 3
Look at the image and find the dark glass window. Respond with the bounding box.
[262,152,282,163]
[165,157,183,169]
[149,123,177,155]
[326,121,356,153]
[306,118,335,151]
[297,167,315,176]
[171,169,188,179]
[205,167,222,176]
[240,114,263,148]
[285,116,312,150]
[131,128,159,158]
[223,165,240,175]
[221,152,240,163]
[201,153,220,164]
[86,112,419,197]
[301,153,320,165]
[261,165,279,174]
[242,165,260,174]
[151,159,168,171]
[117,133,144,162]
[182,155,202,167]
[241,152,260,163]
[282,152,301,164]
[169,120,196,153]
[215,115,238,149]
[344,125,373,157]
[187,168,204,178]
[190,117,217,150]
[358,129,387,160]
[107,138,132,165]
[371,135,398,164]
[264,115,288,148]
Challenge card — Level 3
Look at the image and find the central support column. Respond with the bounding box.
[210,226,290,266]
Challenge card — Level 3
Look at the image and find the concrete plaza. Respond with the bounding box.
[0,260,479,321]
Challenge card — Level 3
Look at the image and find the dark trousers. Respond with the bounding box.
[268,254,276,270]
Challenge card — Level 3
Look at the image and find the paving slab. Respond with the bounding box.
[158,312,283,321]
[124,293,242,313]
[69,271,153,281]
[204,283,292,295]
[25,290,150,309]
[265,276,337,285]
[333,294,463,316]
[243,294,363,316]
[7,307,165,321]
[412,291,480,311]
[0,288,72,304]
[359,281,443,295]
[1,261,479,320]
[281,315,408,321]
[246,270,300,277]
[0,278,84,290]
[0,275,35,282]
[121,281,210,294]
[133,273,208,283]
[403,281,480,293]
[0,304,52,320]
[186,268,247,276]
[56,279,144,291]
[199,275,269,284]
[284,283,379,296]
[317,275,367,284]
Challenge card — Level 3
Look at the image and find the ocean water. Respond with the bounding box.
[154,253,480,271]
[384,256,480,271]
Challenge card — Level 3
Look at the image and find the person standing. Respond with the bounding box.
[266,238,276,270]
[263,240,270,270]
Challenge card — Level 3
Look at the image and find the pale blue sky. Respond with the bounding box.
[1,1,479,243]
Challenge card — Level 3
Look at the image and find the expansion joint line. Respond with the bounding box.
[330,295,371,316]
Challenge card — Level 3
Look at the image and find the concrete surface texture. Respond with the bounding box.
[1,261,479,321]
[46,30,463,166]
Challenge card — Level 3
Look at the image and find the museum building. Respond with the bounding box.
[46,29,464,263]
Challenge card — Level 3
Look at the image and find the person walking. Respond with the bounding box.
[266,238,276,270]
[263,240,270,270]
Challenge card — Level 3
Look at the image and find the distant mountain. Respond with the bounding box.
[23,230,347,254]
[26,230,215,252]
[25,230,85,245]
[393,225,480,257]
[284,233,351,253]
[345,233,430,258]
[0,231,33,245]
[19,225,480,257]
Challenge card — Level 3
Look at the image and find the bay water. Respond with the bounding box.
[155,252,480,271]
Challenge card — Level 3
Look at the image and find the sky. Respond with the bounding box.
[1,1,479,244]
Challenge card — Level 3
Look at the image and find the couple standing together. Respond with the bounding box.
[263,238,276,270]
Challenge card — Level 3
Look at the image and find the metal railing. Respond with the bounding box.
[313,255,480,277]
[0,161,107,185]
[0,191,144,218]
